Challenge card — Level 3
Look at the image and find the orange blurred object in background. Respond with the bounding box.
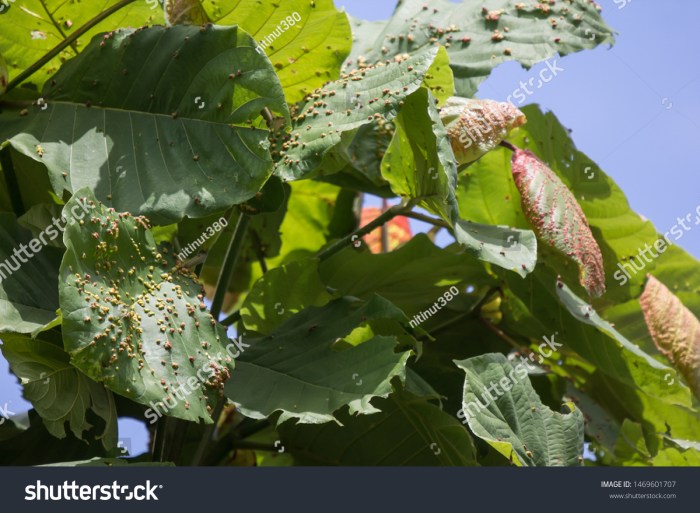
[360,207,412,253]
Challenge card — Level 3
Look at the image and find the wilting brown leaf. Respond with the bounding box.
[440,97,526,165]
[360,207,412,253]
[640,275,700,399]
[511,148,605,297]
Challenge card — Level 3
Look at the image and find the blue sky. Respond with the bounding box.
[1,0,698,457]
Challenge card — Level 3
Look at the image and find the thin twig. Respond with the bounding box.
[210,214,249,319]
[402,211,451,229]
[221,310,241,327]
[191,395,226,466]
[317,203,413,261]
[499,140,517,152]
[480,318,522,351]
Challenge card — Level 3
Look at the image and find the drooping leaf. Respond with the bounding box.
[511,147,605,297]
[59,190,234,423]
[440,97,526,165]
[274,47,441,181]
[0,25,289,224]
[0,212,62,333]
[347,0,615,97]
[277,386,477,465]
[205,0,352,103]
[0,334,117,449]
[640,275,700,400]
[225,295,413,424]
[456,352,584,466]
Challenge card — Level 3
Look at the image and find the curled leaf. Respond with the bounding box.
[640,275,700,400]
[440,97,526,165]
[511,148,605,297]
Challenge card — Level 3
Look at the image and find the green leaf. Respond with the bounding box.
[0,212,62,333]
[456,352,584,466]
[58,189,233,423]
[319,233,496,317]
[0,0,162,88]
[278,386,477,465]
[271,180,346,265]
[0,25,289,224]
[501,268,692,407]
[205,0,352,103]
[241,257,332,334]
[274,47,441,181]
[453,220,537,278]
[380,87,457,221]
[378,87,537,276]
[613,419,700,466]
[225,295,413,424]
[348,0,615,97]
[0,334,117,449]
[423,46,454,106]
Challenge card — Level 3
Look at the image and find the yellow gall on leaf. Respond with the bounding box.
[640,275,700,400]
[440,97,526,166]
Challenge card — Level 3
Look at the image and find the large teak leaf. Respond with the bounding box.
[0,25,288,224]
[225,295,413,425]
[205,0,352,104]
[278,387,477,465]
[456,352,584,466]
[348,0,615,97]
[0,212,62,333]
[59,190,234,423]
[0,334,118,449]
[274,47,440,181]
